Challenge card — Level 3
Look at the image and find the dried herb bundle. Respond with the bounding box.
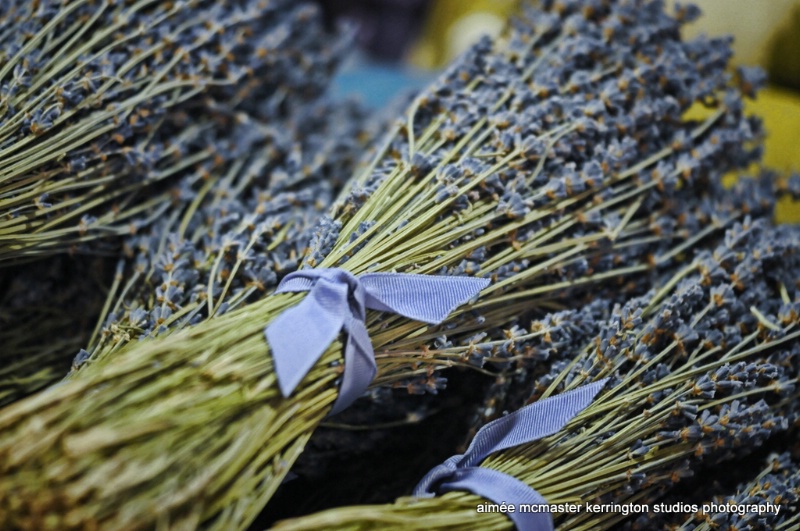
[0,0,343,262]
[1,0,364,408]
[76,97,376,369]
[274,220,800,531]
[0,0,770,527]
[276,173,777,511]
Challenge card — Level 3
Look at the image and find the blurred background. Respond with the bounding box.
[314,0,800,222]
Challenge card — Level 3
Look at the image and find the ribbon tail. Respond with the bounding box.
[463,378,609,465]
[437,467,553,531]
[360,273,490,324]
[411,382,608,531]
[328,316,377,416]
[265,281,348,397]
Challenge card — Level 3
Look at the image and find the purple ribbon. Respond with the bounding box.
[265,268,489,415]
[414,379,609,531]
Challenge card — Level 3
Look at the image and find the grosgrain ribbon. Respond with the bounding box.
[265,268,489,415]
[413,379,609,531]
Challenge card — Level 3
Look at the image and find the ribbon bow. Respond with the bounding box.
[413,379,609,531]
[265,268,489,415]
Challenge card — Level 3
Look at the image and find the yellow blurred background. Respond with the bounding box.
[409,0,800,222]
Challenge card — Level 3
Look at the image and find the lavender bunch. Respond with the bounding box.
[75,97,376,369]
[0,0,343,262]
[273,220,800,531]
[306,0,767,391]
[276,177,786,513]
[530,224,800,531]
[281,173,779,492]
[0,0,770,527]
[457,175,783,434]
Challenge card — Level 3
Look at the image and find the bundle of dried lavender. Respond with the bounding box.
[76,97,377,369]
[275,176,779,515]
[0,0,344,262]
[0,0,770,527]
[1,0,365,407]
[275,220,800,531]
[458,175,783,434]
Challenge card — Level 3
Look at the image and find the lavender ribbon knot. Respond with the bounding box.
[413,379,609,531]
[265,268,489,415]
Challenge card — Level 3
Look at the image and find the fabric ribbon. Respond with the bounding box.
[413,379,609,531]
[265,268,489,415]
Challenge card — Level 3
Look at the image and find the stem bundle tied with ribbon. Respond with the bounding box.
[266,268,490,415]
[273,222,800,531]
